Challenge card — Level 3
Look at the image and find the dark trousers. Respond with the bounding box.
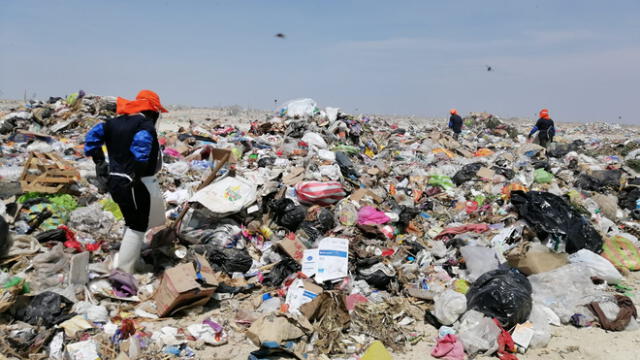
[108,176,151,232]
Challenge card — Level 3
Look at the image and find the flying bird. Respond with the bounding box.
[275,33,286,39]
[485,65,494,72]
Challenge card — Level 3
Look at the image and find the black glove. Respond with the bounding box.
[95,161,109,193]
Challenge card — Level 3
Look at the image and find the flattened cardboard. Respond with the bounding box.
[349,188,382,203]
[505,243,568,275]
[152,254,219,317]
[278,236,308,263]
[477,167,496,179]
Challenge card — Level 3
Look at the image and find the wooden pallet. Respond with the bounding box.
[19,152,80,193]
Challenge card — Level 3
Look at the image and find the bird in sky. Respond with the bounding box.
[275,33,286,39]
[486,65,494,72]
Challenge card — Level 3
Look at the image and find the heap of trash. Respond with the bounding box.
[1,95,640,360]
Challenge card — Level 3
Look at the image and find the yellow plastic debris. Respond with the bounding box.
[361,340,393,360]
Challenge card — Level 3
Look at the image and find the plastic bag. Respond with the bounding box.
[191,176,257,216]
[574,170,622,192]
[295,181,346,205]
[511,191,603,254]
[335,199,358,226]
[270,198,306,231]
[14,291,74,326]
[208,247,253,274]
[528,264,608,323]
[0,216,10,258]
[457,310,500,354]
[434,290,467,326]
[263,258,300,286]
[429,175,455,189]
[279,98,319,118]
[527,303,553,349]
[301,132,327,149]
[335,151,359,179]
[533,168,553,184]
[602,236,640,270]
[357,206,390,225]
[358,263,396,290]
[568,249,622,284]
[453,163,484,186]
[460,246,499,282]
[466,269,532,328]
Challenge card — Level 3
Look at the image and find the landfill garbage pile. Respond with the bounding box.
[0,95,640,359]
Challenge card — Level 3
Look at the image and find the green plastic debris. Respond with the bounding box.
[100,198,123,220]
[18,193,78,212]
[330,145,360,154]
[428,175,454,189]
[3,277,30,294]
[533,168,553,184]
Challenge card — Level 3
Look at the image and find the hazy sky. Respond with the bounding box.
[1,1,639,123]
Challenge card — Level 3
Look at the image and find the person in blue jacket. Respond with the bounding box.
[84,90,167,273]
[528,108,556,148]
[448,108,463,140]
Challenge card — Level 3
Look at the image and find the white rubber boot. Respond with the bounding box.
[116,228,145,273]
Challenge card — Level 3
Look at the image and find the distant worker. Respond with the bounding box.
[448,109,463,140]
[528,108,555,148]
[84,90,168,273]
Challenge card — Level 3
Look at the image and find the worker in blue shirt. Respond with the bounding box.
[528,108,556,148]
[448,109,463,140]
[84,90,167,273]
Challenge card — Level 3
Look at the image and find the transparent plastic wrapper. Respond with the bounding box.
[434,290,467,325]
[0,166,23,182]
[32,243,69,289]
[568,249,622,284]
[460,246,499,282]
[457,310,500,354]
[529,264,610,323]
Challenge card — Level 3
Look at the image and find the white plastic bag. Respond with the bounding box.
[190,176,257,216]
[434,290,467,325]
[280,98,319,118]
[568,249,622,284]
[460,246,500,282]
[457,310,500,354]
[302,132,327,149]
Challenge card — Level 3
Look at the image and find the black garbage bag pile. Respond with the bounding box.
[510,190,603,253]
[263,257,300,286]
[466,269,532,329]
[574,170,622,192]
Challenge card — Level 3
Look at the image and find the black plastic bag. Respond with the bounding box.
[270,198,306,231]
[34,228,66,243]
[14,291,75,327]
[301,208,335,242]
[574,170,622,192]
[208,247,253,274]
[618,187,640,210]
[0,216,9,258]
[263,258,300,286]
[335,151,359,179]
[453,162,484,186]
[511,191,603,253]
[257,157,276,168]
[396,206,420,232]
[466,269,532,328]
[491,166,515,180]
[359,269,393,289]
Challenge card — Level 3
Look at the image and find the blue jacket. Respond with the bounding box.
[84,114,161,178]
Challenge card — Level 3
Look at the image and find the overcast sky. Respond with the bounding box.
[1,0,639,123]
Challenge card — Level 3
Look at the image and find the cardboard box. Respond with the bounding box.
[477,167,496,179]
[278,235,308,263]
[153,255,219,317]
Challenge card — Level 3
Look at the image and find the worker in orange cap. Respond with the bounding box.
[448,109,463,140]
[528,108,555,148]
[84,90,168,273]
